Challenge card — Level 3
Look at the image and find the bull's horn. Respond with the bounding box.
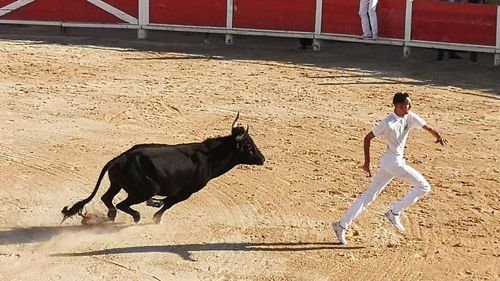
[231,111,240,129]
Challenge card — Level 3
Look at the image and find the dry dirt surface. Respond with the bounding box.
[0,26,499,281]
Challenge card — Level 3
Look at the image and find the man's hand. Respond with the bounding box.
[360,162,372,177]
[423,125,448,146]
[435,136,448,146]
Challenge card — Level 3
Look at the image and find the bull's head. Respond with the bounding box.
[231,112,265,165]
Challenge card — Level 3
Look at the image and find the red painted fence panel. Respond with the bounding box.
[322,0,405,39]
[0,0,138,23]
[378,0,405,39]
[62,0,135,23]
[233,0,316,32]
[150,0,226,27]
[104,0,138,19]
[322,0,360,35]
[1,0,64,21]
[412,1,497,46]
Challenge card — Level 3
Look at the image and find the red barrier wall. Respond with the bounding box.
[1,0,64,21]
[412,1,497,46]
[150,0,226,27]
[1,0,498,48]
[233,0,315,32]
[322,0,405,39]
[0,0,137,23]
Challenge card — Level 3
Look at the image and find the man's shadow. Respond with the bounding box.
[52,242,364,261]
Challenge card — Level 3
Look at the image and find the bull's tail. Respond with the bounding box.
[61,157,119,223]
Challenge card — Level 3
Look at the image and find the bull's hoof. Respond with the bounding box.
[107,209,117,221]
[153,214,162,224]
[132,213,141,223]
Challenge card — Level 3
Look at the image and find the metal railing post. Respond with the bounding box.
[495,6,500,66]
[138,0,149,39]
[225,0,234,45]
[403,0,413,58]
[314,0,323,51]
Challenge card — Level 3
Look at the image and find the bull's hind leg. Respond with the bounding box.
[153,192,192,224]
[116,193,150,223]
[101,184,121,221]
[116,176,160,223]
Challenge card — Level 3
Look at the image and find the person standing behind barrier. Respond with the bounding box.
[359,0,379,39]
[332,92,448,245]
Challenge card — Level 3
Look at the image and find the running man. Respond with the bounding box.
[333,92,448,245]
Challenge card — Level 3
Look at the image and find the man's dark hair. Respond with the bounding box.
[393,92,410,105]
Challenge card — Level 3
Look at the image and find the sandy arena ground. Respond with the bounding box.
[0,26,499,281]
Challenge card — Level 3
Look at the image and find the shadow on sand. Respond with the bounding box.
[0,223,132,245]
[52,242,364,261]
[1,222,361,262]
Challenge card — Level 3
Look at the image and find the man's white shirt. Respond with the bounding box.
[372,111,426,159]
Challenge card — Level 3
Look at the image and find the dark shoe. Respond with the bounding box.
[298,38,312,50]
[449,51,462,59]
[436,50,444,61]
[470,52,477,63]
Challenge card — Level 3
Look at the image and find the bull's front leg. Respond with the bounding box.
[153,192,193,224]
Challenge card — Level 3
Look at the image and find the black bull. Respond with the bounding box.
[61,113,265,224]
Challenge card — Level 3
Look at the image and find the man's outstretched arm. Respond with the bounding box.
[423,124,448,146]
[360,131,376,177]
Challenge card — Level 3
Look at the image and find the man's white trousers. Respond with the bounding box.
[340,155,431,229]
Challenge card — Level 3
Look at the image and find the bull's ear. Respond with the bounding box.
[235,125,249,142]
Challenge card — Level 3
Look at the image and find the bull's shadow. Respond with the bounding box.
[0,223,131,245]
[52,242,364,261]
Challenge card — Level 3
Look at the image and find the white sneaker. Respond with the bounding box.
[385,210,405,232]
[332,222,347,245]
[372,34,379,40]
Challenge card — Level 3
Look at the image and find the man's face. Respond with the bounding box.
[397,98,411,114]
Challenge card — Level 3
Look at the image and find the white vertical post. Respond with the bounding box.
[313,0,323,51]
[138,0,149,39]
[226,0,234,45]
[227,0,234,29]
[403,0,413,58]
[495,6,500,66]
